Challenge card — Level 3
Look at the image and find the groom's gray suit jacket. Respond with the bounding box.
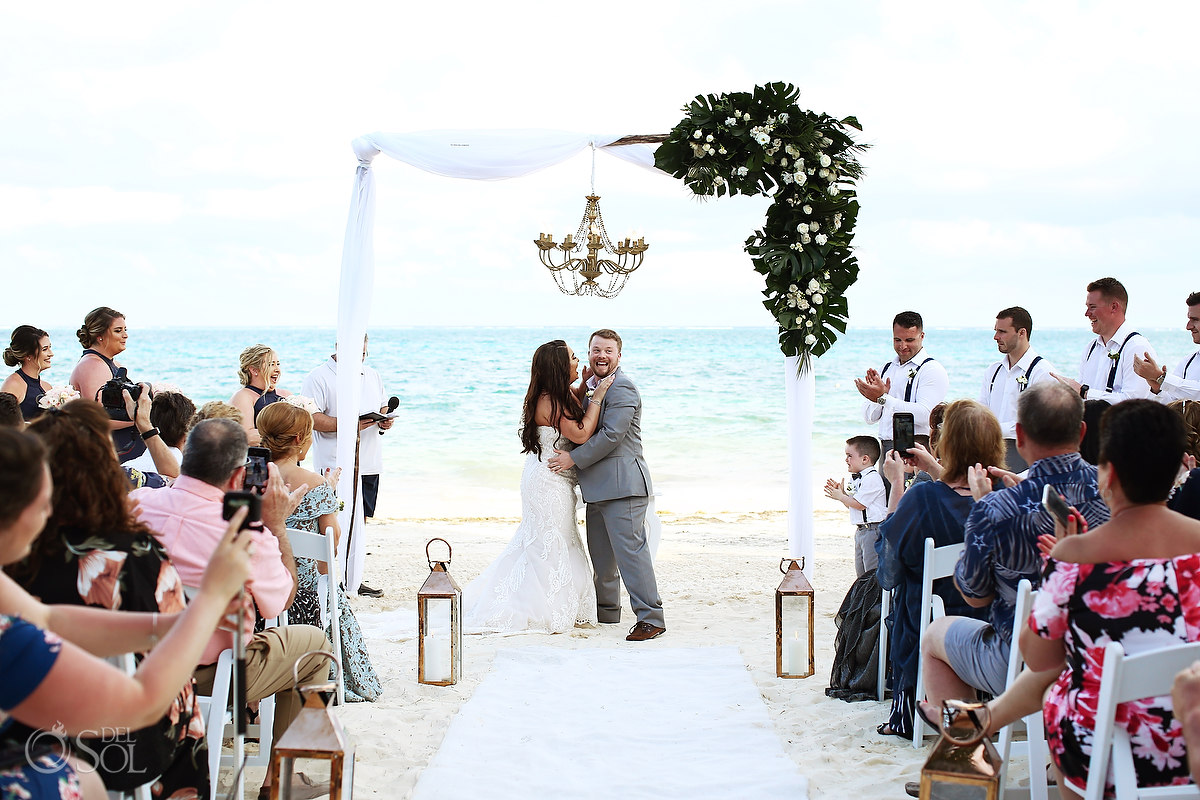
[570,368,653,503]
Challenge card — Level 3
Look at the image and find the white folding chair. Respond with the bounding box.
[104,653,153,800]
[996,579,1052,800]
[913,537,967,748]
[878,586,891,701]
[184,586,278,800]
[287,525,344,705]
[1065,640,1200,800]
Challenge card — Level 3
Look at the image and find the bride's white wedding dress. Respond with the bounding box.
[463,426,597,633]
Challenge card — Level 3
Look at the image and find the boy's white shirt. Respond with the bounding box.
[848,466,887,525]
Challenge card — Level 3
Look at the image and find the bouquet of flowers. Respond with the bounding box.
[655,82,867,367]
[282,394,319,415]
[38,385,80,410]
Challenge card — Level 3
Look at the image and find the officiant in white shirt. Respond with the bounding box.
[855,310,949,462]
[1133,291,1200,402]
[1054,277,1157,405]
[979,306,1055,472]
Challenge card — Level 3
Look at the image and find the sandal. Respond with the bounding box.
[914,699,939,730]
[876,722,910,739]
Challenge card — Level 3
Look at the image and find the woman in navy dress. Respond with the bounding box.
[230,344,292,446]
[874,399,1002,738]
[1,325,54,421]
[68,306,145,463]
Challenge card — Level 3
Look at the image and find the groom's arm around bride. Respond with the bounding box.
[548,329,665,641]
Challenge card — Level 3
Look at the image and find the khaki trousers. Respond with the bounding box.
[194,624,331,743]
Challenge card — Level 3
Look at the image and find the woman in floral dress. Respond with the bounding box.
[256,401,381,702]
[1019,400,1200,796]
[5,400,210,799]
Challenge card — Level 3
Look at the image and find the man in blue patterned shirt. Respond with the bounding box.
[921,381,1110,703]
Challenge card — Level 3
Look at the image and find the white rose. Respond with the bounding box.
[694,130,702,139]
[808,278,819,290]
[753,131,770,146]
[809,221,819,232]
[789,284,799,293]
[743,112,751,121]
[780,158,787,167]
[781,172,793,184]
[796,222,808,233]
[828,186,839,196]
[794,172,806,185]
[819,154,832,168]
[798,297,810,310]
[801,233,812,244]
[815,233,828,245]
[787,296,797,308]
[812,293,823,304]
[713,175,725,185]
[802,205,813,215]
[819,168,830,179]
[706,134,714,143]
[805,334,817,345]
[806,320,814,328]
[736,166,749,177]
[773,138,781,147]
[725,117,737,126]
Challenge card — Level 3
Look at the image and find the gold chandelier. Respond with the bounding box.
[534,194,648,298]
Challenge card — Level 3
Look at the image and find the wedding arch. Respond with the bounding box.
[330,86,866,588]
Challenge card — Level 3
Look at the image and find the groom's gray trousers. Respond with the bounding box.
[586,495,664,627]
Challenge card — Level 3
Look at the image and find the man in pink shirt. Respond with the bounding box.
[133,418,331,799]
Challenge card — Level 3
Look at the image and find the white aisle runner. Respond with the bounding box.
[412,646,809,799]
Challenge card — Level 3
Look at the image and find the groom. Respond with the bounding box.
[547,329,665,641]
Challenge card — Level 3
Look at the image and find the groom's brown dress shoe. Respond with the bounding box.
[626,621,666,641]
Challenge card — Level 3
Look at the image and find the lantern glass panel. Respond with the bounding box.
[924,780,989,799]
[422,597,453,683]
[780,593,811,675]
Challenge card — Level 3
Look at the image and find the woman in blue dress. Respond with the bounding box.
[1,325,54,421]
[874,399,1002,738]
[256,401,382,702]
[231,344,292,446]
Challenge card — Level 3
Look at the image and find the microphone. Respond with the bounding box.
[379,396,399,435]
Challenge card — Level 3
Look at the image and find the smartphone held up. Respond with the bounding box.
[892,412,916,457]
[222,491,262,532]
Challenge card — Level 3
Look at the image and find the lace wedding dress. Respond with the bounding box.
[463,426,597,633]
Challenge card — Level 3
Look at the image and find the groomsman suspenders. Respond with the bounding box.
[1186,352,1199,380]
[881,357,935,402]
[1086,332,1141,392]
[988,356,1044,397]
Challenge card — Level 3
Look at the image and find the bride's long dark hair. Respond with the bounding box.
[521,340,582,455]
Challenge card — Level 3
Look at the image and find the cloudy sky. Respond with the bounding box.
[3,1,1198,334]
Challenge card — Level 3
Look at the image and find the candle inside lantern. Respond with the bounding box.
[785,630,805,675]
[422,597,452,683]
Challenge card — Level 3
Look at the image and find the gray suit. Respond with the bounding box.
[571,368,664,627]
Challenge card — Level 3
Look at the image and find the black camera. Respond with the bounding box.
[222,491,262,532]
[99,368,144,422]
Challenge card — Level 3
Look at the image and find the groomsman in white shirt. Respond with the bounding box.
[1132,291,1200,402]
[1053,277,1157,404]
[855,311,949,462]
[979,306,1056,472]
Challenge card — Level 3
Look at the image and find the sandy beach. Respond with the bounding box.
[214,505,1008,799]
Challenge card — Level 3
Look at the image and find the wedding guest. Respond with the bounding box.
[872,400,1000,738]
[2,325,54,421]
[190,399,243,429]
[6,399,209,796]
[230,344,292,444]
[1172,662,1200,785]
[1079,399,1111,465]
[978,307,1055,472]
[123,390,196,481]
[1166,400,1200,521]
[0,426,254,800]
[0,393,20,428]
[1133,290,1200,401]
[920,382,1109,710]
[823,435,886,577]
[855,311,949,470]
[301,336,393,597]
[1053,277,1157,404]
[69,306,146,463]
[256,401,382,701]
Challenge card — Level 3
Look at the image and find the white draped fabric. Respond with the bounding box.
[784,358,815,570]
[334,129,814,585]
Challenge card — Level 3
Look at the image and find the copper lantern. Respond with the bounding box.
[775,557,815,678]
[919,700,1001,800]
[269,650,354,799]
[417,537,462,686]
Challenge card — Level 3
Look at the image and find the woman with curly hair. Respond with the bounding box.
[231,345,291,445]
[1,325,54,421]
[4,400,211,797]
[256,400,381,702]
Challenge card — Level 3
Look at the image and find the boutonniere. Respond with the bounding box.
[1016,375,1029,390]
[586,389,595,399]
[1108,351,1121,362]
[907,368,918,380]
[844,483,857,496]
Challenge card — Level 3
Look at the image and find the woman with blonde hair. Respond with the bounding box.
[2,325,54,422]
[230,345,291,445]
[874,399,1005,738]
[256,401,381,702]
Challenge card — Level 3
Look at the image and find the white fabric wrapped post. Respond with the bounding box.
[784,356,815,574]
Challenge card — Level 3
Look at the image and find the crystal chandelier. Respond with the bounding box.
[534,194,648,298]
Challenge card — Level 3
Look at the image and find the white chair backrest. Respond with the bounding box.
[287,525,344,706]
[913,537,967,748]
[996,579,1051,800]
[1070,640,1200,800]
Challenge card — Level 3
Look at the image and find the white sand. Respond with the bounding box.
[229,509,945,799]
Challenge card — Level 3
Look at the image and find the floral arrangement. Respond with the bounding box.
[654,82,867,367]
[282,394,319,415]
[37,385,80,410]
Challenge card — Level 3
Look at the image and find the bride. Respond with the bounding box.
[463,339,614,634]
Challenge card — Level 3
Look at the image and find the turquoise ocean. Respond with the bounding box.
[24,325,1194,518]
